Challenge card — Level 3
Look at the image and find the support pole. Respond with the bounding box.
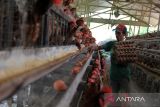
[158,13,160,32]
[138,5,144,35]
[86,0,90,26]
[147,4,152,33]
[129,17,132,37]
[133,10,137,36]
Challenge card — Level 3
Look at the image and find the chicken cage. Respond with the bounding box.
[0,0,73,50]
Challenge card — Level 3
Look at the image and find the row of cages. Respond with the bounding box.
[0,48,91,106]
[70,50,110,107]
[135,38,160,74]
[114,32,160,75]
[0,0,73,50]
[132,33,160,89]
[131,64,160,93]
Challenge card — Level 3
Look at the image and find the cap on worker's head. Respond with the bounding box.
[115,24,127,34]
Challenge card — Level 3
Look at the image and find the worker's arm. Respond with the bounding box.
[99,41,115,51]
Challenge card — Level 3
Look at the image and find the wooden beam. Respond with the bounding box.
[147,0,160,9]
[89,18,149,27]
[90,16,130,29]
[88,5,160,13]
[78,11,158,19]
[114,1,151,5]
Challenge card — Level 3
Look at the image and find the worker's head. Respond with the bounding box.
[115,24,127,41]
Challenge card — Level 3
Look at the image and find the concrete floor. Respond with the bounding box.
[128,79,160,107]
[129,78,146,93]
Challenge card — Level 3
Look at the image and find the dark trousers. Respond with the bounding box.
[110,78,130,107]
[110,78,130,93]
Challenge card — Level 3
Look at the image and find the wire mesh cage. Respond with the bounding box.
[0,0,72,50]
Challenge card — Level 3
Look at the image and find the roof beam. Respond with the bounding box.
[90,9,111,17]
[89,18,149,27]
[90,16,130,29]
[141,4,160,13]
[105,0,150,26]
[147,0,160,9]
[111,1,151,5]
[90,23,108,29]
[88,5,160,13]
[78,11,157,19]
[80,1,133,9]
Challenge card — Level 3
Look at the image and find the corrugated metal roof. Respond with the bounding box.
[74,0,160,27]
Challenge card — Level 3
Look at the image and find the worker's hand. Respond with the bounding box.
[98,46,102,50]
[90,45,100,51]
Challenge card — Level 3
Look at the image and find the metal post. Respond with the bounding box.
[86,0,90,26]
[147,4,152,33]
[52,14,56,46]
[138,5,144,35]
[59,17,64,45]
[56,16,60,45]
[138,24,141,35]
[41,15,45,47]
[129,17,132,37]
[134,10,138,36]
[62,20,64,43]
[55,15,58,45]
[43,14,49,46]
[60,18,62,45]
[158,13,160,32]
[63,21,67,45]
[0,0,4,49]
[65,21,67,38]
[8,0,14,48]
[66,21,68,37]
[133,25,135,36]
[3,0,14,49]
[108,11,112,29]
[133,19,136,36]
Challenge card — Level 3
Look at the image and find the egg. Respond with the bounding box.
[53,80,67,92]
[71,66,81,74]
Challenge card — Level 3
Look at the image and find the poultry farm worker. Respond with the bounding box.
[99,24,130,94]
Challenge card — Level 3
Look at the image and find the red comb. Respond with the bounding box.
[52,0,62,5]
[101,86,112,93]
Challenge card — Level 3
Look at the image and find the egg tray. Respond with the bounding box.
[113,41,137,64]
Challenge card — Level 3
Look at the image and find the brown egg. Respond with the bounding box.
[53,80,67,92]
[81,58,87,64]
[71,66,81,74]
[75,61,83,66]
